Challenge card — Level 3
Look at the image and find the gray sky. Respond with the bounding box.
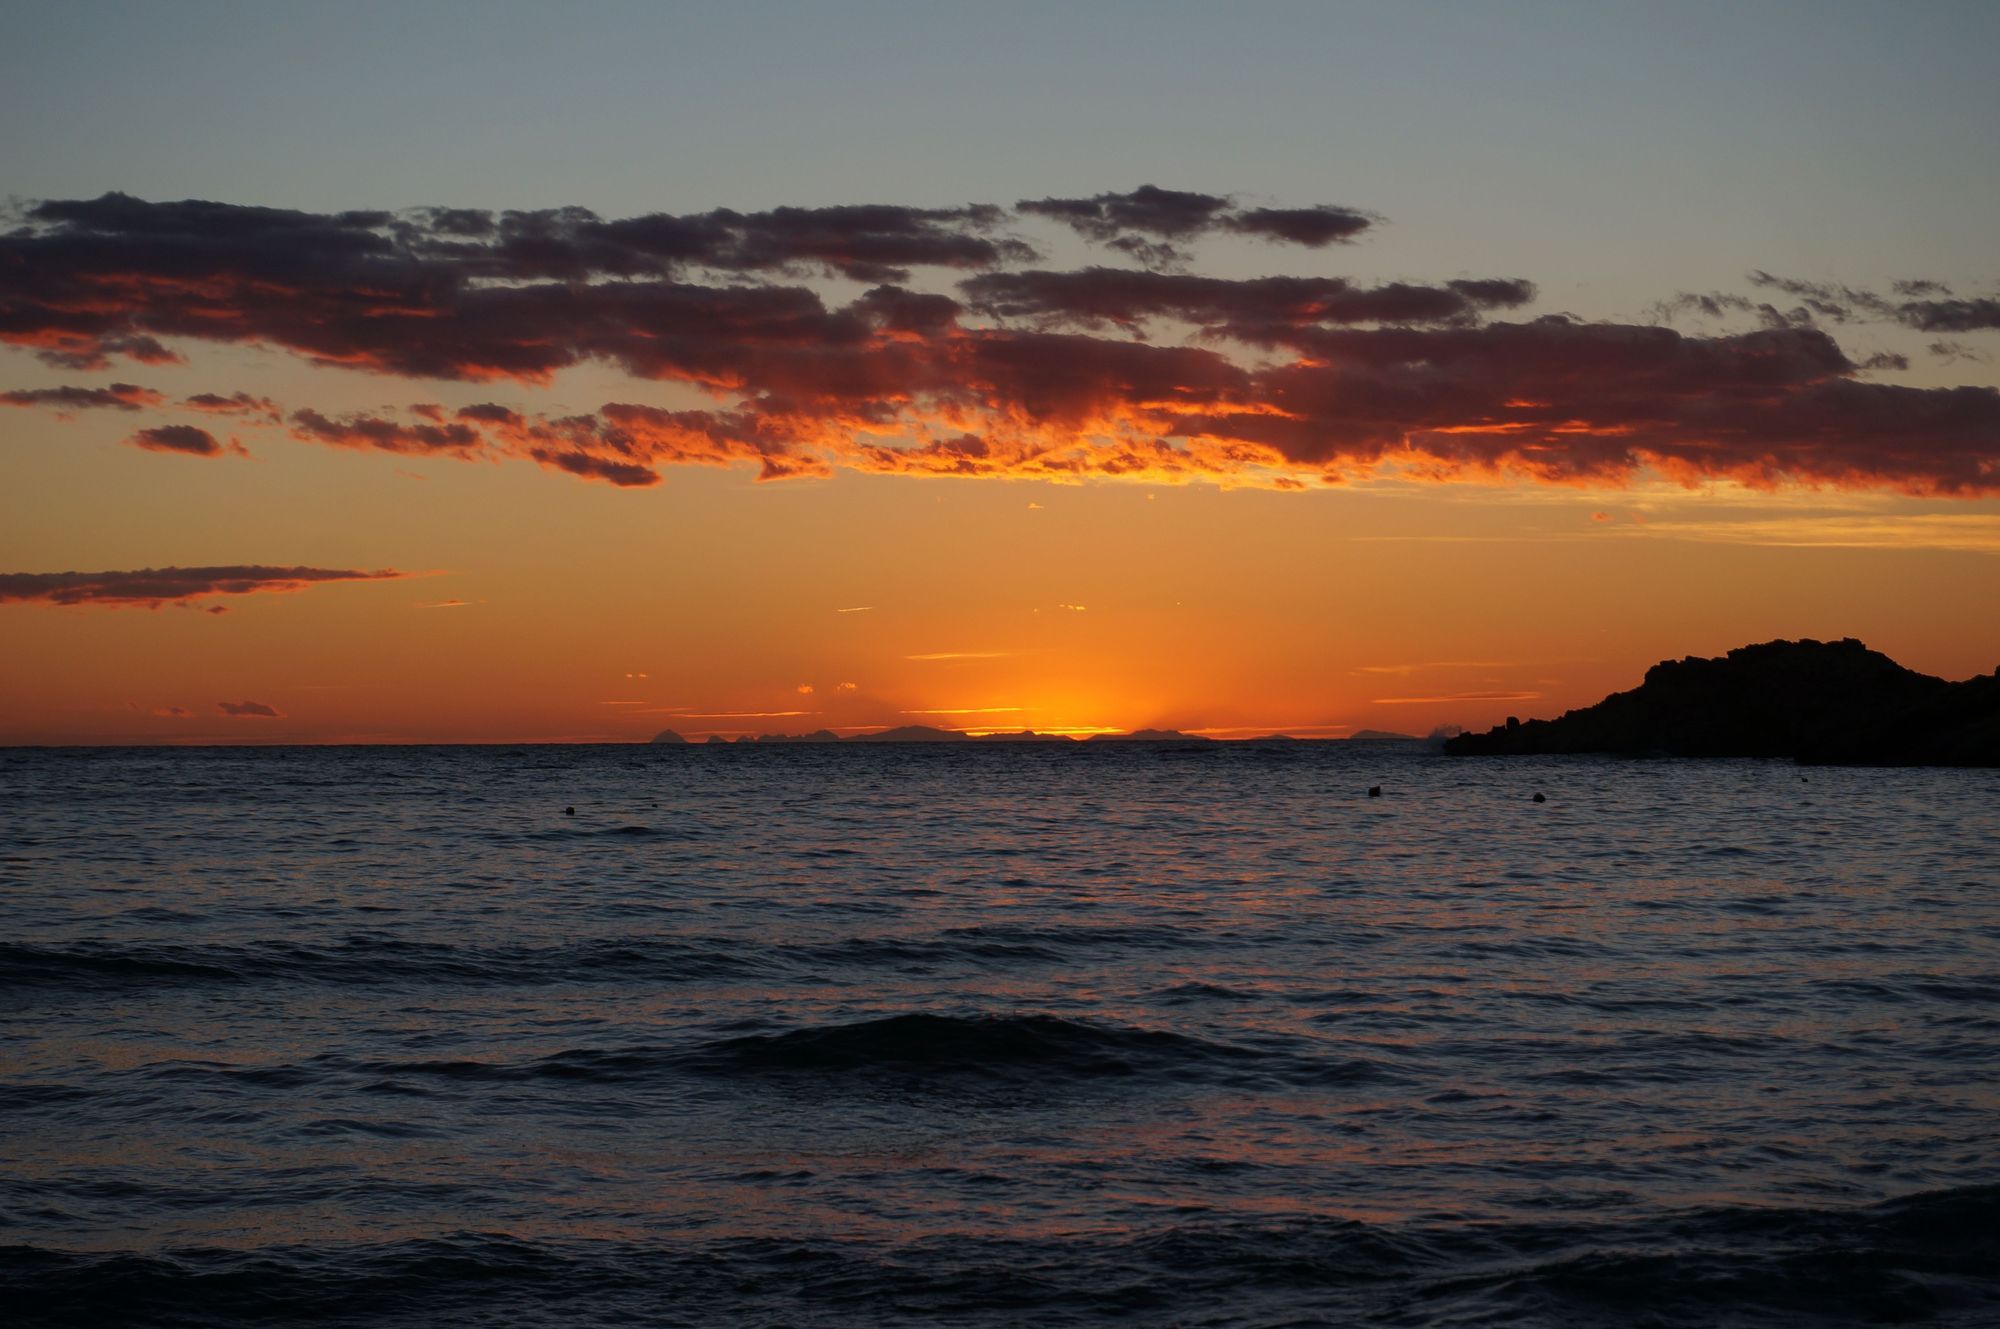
[6,0,1997,317]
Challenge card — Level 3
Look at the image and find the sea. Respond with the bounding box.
[2,743,1997,1327]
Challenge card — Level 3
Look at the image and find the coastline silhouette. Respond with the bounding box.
[1447,638,2000,766]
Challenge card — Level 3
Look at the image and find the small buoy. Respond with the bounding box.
[563,806,576,816]
[1368,785,1382,798]
[1532,792,1547,804]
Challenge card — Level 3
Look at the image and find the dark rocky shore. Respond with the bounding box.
[1446,638,2000,766]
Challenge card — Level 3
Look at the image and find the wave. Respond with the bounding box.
[5,1186,1995,1328]
[0,937,754,993]
[326,1013,1276,1090]
[57,1013,1387,1102]
[805,923,1200,968]
[0,923,1213,996]
[685,1011,1245,1080]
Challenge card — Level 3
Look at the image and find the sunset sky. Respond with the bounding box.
[3,1,1997,743]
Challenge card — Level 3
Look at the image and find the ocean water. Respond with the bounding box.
[2,743,1997,1327]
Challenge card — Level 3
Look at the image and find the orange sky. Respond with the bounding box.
[5,416,1996,744]
[3,189,1997,744]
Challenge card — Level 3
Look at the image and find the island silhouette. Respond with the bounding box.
[653,725,1217,745]
[1446,638,2000,766]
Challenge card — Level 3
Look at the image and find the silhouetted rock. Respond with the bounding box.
[1086,728,1215,743]
[649,728,688,744]
[753,729,841,743]
[971,730,1075,742]
[1347,729,1419,742]
[703,735,729,745]
[1445,638,2000,766]
[846,724,972,743]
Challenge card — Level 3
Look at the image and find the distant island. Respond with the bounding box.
[649,724,1427,746]
[654,724,1216,745]
[1446,638,2000,766]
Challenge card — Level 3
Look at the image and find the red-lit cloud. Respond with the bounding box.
[2,189,1995,495]
[0,565,409,608]
[1,382,164,412]
[288,408,482,455]
[181,391,281,421]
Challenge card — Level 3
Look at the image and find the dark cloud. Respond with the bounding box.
[1897,298,2000,334]
[453,402,523,425]
[35,334,179,371]
[853,284,962,335]
[217,700,284,718]
[1224,205,1376,247]
[182,391,281,421]
[525,448,661,488]
[1171,319,2000,493]
[1745,271,1883,323]
[0,192,1023,380]
[0,565,408,607]
[962,268,1531,330]
[1018,185,1233,241]
[0,382,163,411]
[1929,340,1991,365]
[127,423,225,456]
[1747,271,2000,335]
[289,408,482,454]
[1650,290,1819,331]
[1016,186,1374,265]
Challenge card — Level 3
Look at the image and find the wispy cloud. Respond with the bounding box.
[217,700,284,718]
[660,709,817,718]
[1372,690,1543,705]
[0,565,409,608]
[901,706,1024,715]
[1352,660,1520,676]
[836,605,874,614]
[1621,512,2000,555]
[906,650,1014,661]
[1,382,163,412]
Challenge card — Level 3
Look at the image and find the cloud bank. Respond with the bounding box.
[2,188,1995,495]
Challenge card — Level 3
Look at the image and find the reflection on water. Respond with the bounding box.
[2,744,1997,1325]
